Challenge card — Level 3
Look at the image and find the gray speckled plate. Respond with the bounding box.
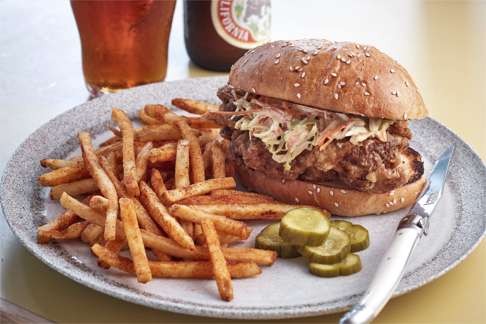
[1,77,485,319]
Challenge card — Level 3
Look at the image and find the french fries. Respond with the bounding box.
[176,119,205,183]
[119,198,152,283]
[79,132,119,241]
[135,124,181,142]
[112,108,139,197]
[92,244,261,279]
[149,142,177,164]
[171,98,218,115]
[210,142,226,178]
[175,139,190,188]
[37,210,80,243]
[89,195,109,212]
[201,219,233,301]
[39,164,90,186]
[41,158,81,169]
[139,181,195,250]
[189,203,299,220]
[36,102,309,302]
[135,142,153,182]
[81,223,103,245]
[50,178,98,200]
[162,177,236,204]
[169,205,250,240]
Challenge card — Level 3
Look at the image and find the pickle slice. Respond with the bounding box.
[299,227,350,264]
[309,253,362,277]
[279,207,330,246]
[332,220,370,252]
[339,253,362,275]
[255,223,300,258]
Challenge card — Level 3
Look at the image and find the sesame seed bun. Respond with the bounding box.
[235,159,426,217]
[229,39,428,120]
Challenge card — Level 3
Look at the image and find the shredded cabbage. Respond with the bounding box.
[233,98,392,170]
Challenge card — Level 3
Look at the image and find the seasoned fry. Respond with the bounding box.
[135,124,181,142]
[162,177,236,204]
[112,108,139,197]
[135,142,153,182]
[41,159,80,169]
[210,142,226,178]
[99,153,128,198]
[171,98,218,115]
[44,221,89,241]
[89,195,109,212]
[140,230,276,265]
[210,189,273,200]
[190,203,299,220]
[144,104,181,124]
[37,210,80,243]
[218,233,243,246]
[119,198,152,283]
[169,205,250,240]
[176,119,205,183]
[92,244,261,278]
[39,164,90,186]
[194,224,204,246]
[139,107,162,125]
[149,142,177,164]
[186,117,220,129]
[79,132,119,241]
[50,178,98,200]
[150,169,168,200]
[201,219,233,301]
[179,190,275,205]
[81,223,103,245]
[139,181,195,250]
[175,139,191,188]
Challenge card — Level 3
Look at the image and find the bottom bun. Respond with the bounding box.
[235,161,426,217]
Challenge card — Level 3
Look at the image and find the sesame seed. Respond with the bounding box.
[400,197,405,203]
[405,81,409,87]
[295,197,300,203]
[390,68,395,73]
[340,189,347,194]
[307,190,313,195]
[403,113,408,119]
[393,198,397,204]
[331,72,337,77]
[297,93,302,99]
[296,66,303,72]
[294,83,301,88]
[251,87,256,93]
[281,179,286,184]
[361,82,366,87]
[334,202,339,207]
[373,75,379,80]
[312,184,317,190]
[334,93,339,100]
[301,58,309,65]
[385,202,390,207]
[356,44,361,49]
[339,81,346,87]
[346,60,351,65]
[274,59,280,64]
[275,53,281,58]
[389,190,395,196]
[391,90,399,97]
[365,52,371,57]
[329,190,334,196]
[340,57,347,63]
[363,46,368,50]
[364,91,371,96]
[301,72,306,79]
[312,50,319,56]
[289,66,294,72]
[294,65,301,71]
[324,78,329,85]
[348,53,355,58]
[316,187,321,193]
[337,54,342,60]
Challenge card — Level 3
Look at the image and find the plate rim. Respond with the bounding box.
[1,77,485,319]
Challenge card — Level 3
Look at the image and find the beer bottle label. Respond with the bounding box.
[211,0,271,49]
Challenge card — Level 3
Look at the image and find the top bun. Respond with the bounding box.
[229,39,427,120]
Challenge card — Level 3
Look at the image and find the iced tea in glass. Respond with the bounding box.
[71,0,176,96]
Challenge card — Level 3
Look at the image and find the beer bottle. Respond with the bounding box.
[184,0,271,72]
